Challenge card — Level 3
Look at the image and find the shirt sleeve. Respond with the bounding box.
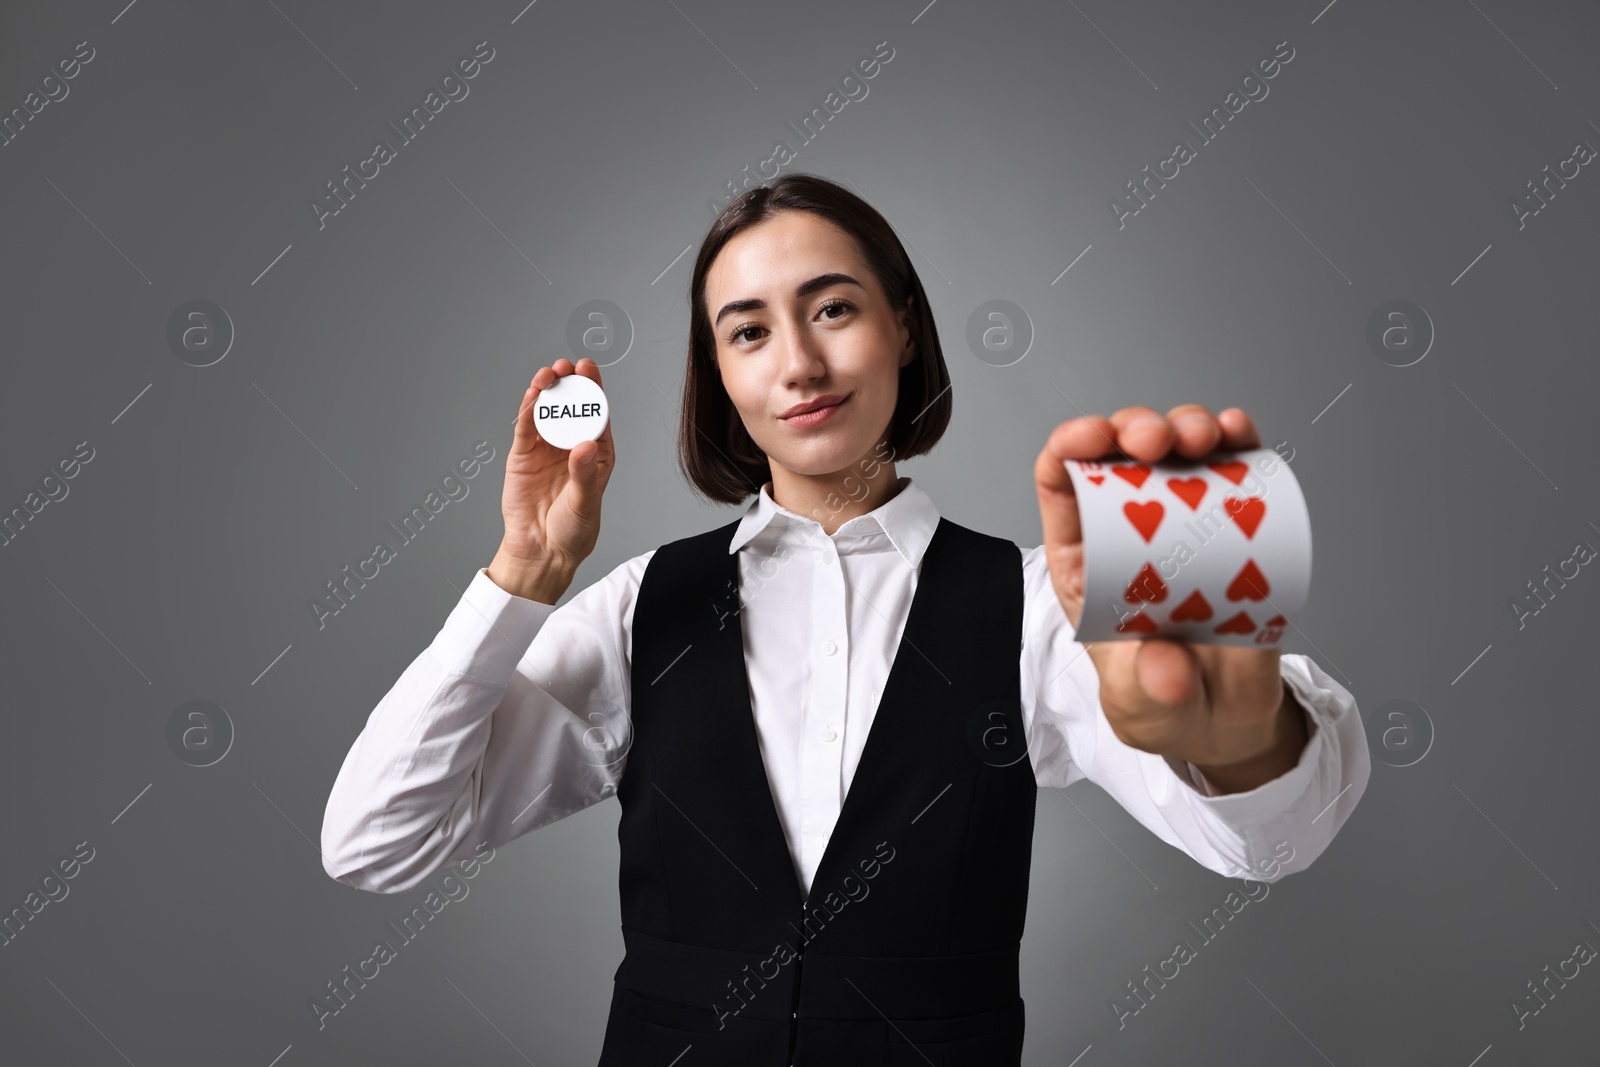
[1018,544,1370,883]
[319,551,650,893]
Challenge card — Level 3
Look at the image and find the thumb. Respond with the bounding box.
[566,441,602,519]
[1135,637,1201,709]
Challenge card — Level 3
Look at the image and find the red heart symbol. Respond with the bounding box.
[1166,477,1207,510]
[1116,611,1158,634]
[1123,563,1168,603]
[1169,589,1213,621]
[1112,464,1152,489]
[1123,501,1164,543]
[1226,559,1271,601]
[1224,496,1266,539]
[1209,460,1249,485]
[1087,475,1105,485]
[1214,611,1257,634]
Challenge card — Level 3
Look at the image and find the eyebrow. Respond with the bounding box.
[713,272,865,326]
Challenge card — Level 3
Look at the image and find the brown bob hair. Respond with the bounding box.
[678,173,953,505]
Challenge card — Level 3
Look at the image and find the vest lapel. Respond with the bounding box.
[697,544,813,917]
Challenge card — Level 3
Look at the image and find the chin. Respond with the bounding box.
[770,439,874,478]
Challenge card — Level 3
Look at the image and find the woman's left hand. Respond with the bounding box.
[1033,404,1302,781]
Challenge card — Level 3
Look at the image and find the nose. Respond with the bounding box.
[779,314,827,386]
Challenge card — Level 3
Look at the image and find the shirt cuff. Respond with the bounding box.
[425,567,557,686]
[1165,665,1326,822]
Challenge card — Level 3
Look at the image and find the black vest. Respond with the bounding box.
[597,514,1036,1066]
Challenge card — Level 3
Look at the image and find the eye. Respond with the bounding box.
[723,298,857,346]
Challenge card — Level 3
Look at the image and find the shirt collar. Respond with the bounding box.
[727,475,941,569]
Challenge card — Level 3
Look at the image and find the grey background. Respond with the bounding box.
[2,0,1597,1063]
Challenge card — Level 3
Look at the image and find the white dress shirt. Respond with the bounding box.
[321,477,1369,900]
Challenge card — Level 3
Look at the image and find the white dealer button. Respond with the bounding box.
[533,372,609,450]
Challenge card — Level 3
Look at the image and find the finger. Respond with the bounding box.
[570,358,617,452]
[1108,406,1164,433]
[573,356,602,387]
[1036,415,1121,549]
[1033,439,1081,552]
[1165,403,1221,459]
[1109,406,1174,462]
[511,382,543,453]
[1041,413,1121,464]
[531,358,576,391]
[1216,408,1262,451]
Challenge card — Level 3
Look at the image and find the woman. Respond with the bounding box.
[321,174,1365,1065]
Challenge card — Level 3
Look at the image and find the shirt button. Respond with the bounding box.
[822,724,838,742]
[821,640,837,656]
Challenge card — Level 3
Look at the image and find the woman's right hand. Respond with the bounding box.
[488,358,616,602]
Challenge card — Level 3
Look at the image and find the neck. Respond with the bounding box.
[769,455,904,535]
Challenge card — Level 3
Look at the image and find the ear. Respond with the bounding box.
[897,295,917,368]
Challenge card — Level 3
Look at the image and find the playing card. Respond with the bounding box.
[1062,448,1312,647]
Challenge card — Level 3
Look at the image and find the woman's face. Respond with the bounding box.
[706,209,915,481]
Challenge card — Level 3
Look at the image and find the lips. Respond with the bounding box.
[780,393,849,420]
[777,395,851,422]
[779,394,850,430]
